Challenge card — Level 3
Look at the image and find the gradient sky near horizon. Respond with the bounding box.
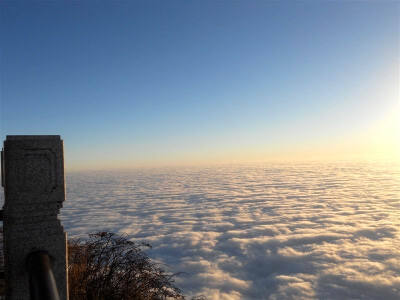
[1,1,399,170]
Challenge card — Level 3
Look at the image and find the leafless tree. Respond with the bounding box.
[68,232,184,300]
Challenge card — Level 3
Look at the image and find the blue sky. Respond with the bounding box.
[1,1,399,169]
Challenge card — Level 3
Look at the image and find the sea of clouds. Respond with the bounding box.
[60,162,400,299]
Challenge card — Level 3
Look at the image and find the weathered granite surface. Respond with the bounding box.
[2,135,68,300]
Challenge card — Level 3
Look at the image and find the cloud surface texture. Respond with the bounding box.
[61,162,400,299]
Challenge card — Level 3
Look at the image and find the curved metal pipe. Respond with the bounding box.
[26,251,61,300]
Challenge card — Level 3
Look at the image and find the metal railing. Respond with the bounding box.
[26,251,61,300]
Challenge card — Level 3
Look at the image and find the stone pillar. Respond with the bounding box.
[1,135,68,300]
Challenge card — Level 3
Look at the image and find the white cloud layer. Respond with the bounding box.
[59,162,400,299]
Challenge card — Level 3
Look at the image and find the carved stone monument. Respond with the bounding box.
[1,136,68,299]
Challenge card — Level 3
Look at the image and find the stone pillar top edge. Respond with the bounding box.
[6,135,61,141]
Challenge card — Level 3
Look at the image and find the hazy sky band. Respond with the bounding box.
[1,1,398,169]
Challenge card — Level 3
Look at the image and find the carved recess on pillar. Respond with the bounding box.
[19,149,57,194]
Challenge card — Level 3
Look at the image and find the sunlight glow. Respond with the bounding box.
[367,101,400,162]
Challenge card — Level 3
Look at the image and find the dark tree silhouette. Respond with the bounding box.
[68,232,184,300]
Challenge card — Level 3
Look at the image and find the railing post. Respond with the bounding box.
[1,136,68,300]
